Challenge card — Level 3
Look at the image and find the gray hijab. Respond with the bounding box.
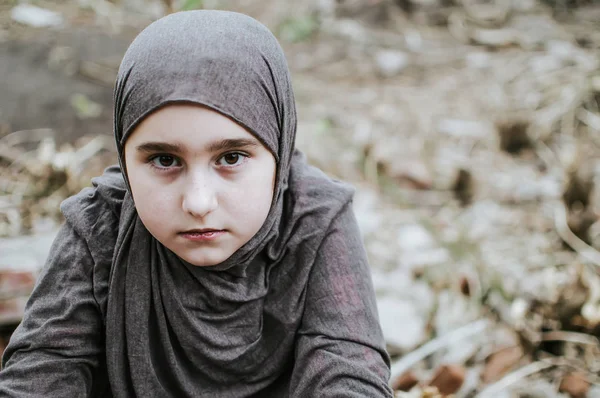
[70,10,390,397]
[113,9,295,274]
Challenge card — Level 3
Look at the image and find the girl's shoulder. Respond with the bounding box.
[288,151,356,217]
[60,165,126,261]
[278,151,357,257]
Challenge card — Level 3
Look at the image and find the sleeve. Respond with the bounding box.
[0,222,107,397]
[289,204,394,397]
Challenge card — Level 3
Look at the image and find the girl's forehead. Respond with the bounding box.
[127,104,268,153]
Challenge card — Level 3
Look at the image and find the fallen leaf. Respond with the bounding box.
[559,372,590,398]
[481,346,524,384]
[427,364,465,396]
[391,370,420,392]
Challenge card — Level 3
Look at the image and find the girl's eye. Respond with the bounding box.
[217,152,247,167]
[150,155,181,169]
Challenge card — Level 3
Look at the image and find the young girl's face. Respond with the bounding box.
[124,104,276,267]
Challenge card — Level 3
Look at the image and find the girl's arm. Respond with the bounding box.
[289,204,394,397]
[0,223,107,397]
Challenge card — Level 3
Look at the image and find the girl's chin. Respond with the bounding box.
[178,249,234,267]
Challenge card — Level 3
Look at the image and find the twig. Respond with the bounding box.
[70,135,112,168]
[552,201,600,267]
[477,358,559,397]
[541,330,600,347]
[478,357,600,397]
[0,143,23,164]
[0,196,18,211]
[577,108,600,131]
[498,54,531,86]
[389,319,489,383]
[533,141,563,172]
[461,0,512,28]
[533,136,600,268]
[0,128,54,146]
[532,82,588,141]
[6,151,42,174]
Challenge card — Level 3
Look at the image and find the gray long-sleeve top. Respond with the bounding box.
[0,204,393,397]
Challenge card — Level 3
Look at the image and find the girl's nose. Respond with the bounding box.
[182,175,218,218]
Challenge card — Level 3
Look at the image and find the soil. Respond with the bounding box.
[0,23,134,145]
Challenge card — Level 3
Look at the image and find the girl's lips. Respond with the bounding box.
[179,230,226,241]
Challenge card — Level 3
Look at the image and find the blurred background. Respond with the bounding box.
[1,0,600,396]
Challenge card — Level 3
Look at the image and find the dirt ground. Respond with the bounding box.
[0,10,134,144]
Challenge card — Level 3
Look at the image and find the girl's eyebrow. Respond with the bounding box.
[206,138,261,152]
[136,141,185,154]
[136,138,260,154]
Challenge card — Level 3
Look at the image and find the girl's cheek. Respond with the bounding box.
[237,175,274,211]
[137,184,177,213]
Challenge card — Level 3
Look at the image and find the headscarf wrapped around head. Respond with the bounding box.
[97,10,358,397]
[114,10,297,272]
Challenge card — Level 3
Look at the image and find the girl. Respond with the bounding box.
[0,10,392,397]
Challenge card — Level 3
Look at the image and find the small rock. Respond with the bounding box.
[427,364,465,396]
[0,229,59,272]
[371,268,412,295]
[353,188,383,237]
[391,370,420,392]
[529,55,563,74]
[465,52,491,69]
[512,0,536,12]
[471,28,516,48]
[404,29,422,52]
[437,118,494,139]
[510,298,529,324]
[401,248,451,275]
[11,4,63,28]
[377,297,427,353]
[559,372,590,398]
[375,50,410,77]
[546,40,578,62]
[397,224,435,252]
